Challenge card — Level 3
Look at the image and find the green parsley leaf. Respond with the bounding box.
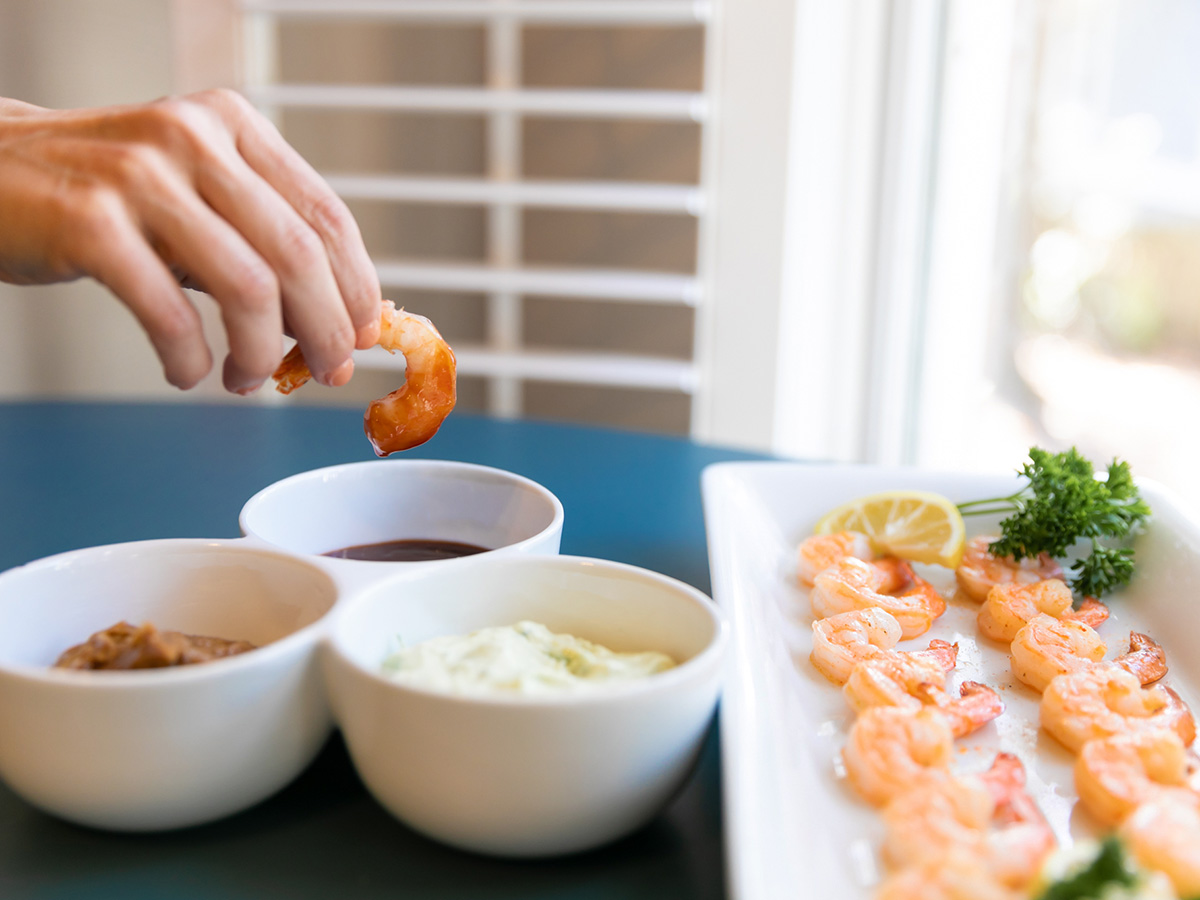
[958,447,1151,598]
[1036,836,1138,900]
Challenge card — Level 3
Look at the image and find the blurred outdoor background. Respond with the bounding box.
[2,0,1199,511]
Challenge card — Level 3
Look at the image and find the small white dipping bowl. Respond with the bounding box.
[239,460,564,564]
[0,539,338,831]
[323,554,727,858]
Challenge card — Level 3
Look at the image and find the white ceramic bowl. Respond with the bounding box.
[322,554,727,858]
[0,539,338,831]
[238,460,564,565]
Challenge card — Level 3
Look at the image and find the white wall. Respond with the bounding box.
[0,0,229,400]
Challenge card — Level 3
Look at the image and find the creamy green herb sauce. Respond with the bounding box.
[380,620,677,696]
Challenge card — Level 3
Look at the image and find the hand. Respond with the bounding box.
[0,89,382,393]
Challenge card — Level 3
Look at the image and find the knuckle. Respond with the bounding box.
[306,190,357,243]
[276,220,326,276]
[63,186,126,255]
[139,97,221,155]
[304,320,356,367]
[228,259,280,314]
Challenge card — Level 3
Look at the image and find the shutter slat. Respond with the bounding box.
[242,0,712,25]
[247,84,708,121]
[326,174,703,214]
[357,344,698,392]
[375,261,701,304]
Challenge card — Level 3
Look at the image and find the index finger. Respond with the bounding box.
[191,89,382,350]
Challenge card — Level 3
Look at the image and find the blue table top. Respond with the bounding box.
[0,401,771,900]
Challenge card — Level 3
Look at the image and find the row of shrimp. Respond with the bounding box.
[960,534,1200,897]
[798,532,1057,900]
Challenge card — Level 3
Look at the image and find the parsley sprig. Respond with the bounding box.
[957,447,1151,598]
[1035,836,1137,900]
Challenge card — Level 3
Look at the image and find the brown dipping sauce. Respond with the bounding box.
[54,621,257,670]
[323,538,490,562]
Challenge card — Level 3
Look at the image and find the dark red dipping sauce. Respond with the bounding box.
[323,539,490,562]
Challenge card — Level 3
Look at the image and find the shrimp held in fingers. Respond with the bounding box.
[977,578,1108,644]
[841,706,955,807]
[796,530,874,586]
[1074,728,1200,828]
[812,556,945,639]
[809,608,903,684]
[274,300,457,455]
[1040,664,1196,753]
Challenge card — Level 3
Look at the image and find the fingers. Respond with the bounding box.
[71,189,212,389]
[127,155,288,394]
[0,90,380,394]
[189,90,382,352]
[189,144,358,388]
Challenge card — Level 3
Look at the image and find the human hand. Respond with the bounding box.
[0,89,381,393]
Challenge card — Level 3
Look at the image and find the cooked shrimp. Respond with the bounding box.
[811,556,946,639]
[1115,632,1169,686]
[796,530,874,586]
[1040,664,1197,753]
[842,639,957,710]
[882,776,996,869]
[841,706,955,807]
[977,578,1109,644]
[843,651,1003,737]
[1074,729,1200,827]
[809,608,903,684]
[1121,796,1200,898]
[956,535,1063,603]
[1009,614,1107,693]
[274,300,457,456]
[874,847,1025,900]
[883,753,1051,897]
[882,753,1054,888]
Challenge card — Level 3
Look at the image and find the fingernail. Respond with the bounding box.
[356,321,380,350]
[322,359,354,387]
[234,382,263,397]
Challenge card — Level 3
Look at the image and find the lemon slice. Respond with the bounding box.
[814,489,966,569]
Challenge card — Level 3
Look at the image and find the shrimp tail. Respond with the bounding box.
[272,344,313,395]
[1066,595,1110,629]
[933,680,1005,738]
[1118,632,1168,686]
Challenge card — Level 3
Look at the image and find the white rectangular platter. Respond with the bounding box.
[701,461,1200,900]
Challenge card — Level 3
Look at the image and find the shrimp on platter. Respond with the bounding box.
[881,753,1056,890]
[1120,795,1200,898]
[841,706,956,807]
[955,535,1063,604]
[1074,728,1200,828]
[1010,617,1169,693]
[810,608,904,685]
[273,300,457,456]
[1040,664,1197,754]
[812,556,946,639]
[977,578,1108,644]
[843,650,1005,738]
[1009,614,1107,693]
[797,531,875,586]
[842,639,958,712]
[873,847,1026,900]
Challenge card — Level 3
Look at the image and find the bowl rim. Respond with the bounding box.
[0,537,339,688]
[237,459,566,559]
[323,553,729,709]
